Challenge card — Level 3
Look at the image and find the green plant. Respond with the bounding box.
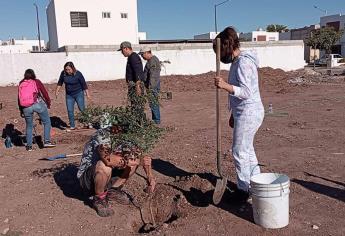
[266,24,289,33]
[77,83,163,153]
[306,27,344,54]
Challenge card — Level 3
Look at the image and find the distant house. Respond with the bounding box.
[194,32,218,40]
[320,14,345,56]
[279,25,320,63]
[46,0,139,51]
[239,29,279,42]
[0,38,45,54]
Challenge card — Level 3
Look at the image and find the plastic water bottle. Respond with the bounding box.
[5,136,13,148]
[268,103,273,114]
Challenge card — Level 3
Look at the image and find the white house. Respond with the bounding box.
[194,32,218,40]
[0,38,45,54]
[46,0,139,51]
[240,29,279,42]
[320,14,345,56]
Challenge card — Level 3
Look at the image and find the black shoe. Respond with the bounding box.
[26,146,33,151]
[230,189,250,203]
[44,141,56,148]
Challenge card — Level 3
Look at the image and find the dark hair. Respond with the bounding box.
[24,69,36,80]
[64,61,76,73]
[213,27,240,58]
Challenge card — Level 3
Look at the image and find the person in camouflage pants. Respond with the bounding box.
[77,125,155,217]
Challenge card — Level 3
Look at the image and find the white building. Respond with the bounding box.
[0,39,45,54]
[240,30,279,42]
[138,32,147,41]
[320,14,345,56]
[194,32,218,40]
[46,0,139,51]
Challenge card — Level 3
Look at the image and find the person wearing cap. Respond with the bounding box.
[139,47,161,124]
[77,124,155,217]
[118,41,145,109]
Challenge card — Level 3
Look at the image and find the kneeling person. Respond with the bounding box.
[77,125,155,217]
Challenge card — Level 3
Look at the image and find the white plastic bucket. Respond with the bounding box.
[250,173,290,229]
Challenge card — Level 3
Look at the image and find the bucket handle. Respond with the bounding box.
[249,165,285,197]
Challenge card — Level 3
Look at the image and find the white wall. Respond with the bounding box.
[138,32,147,41]
[0,41,305,86]
[47,0,138,51]
[14,40,45,47]
[0,45,33,54]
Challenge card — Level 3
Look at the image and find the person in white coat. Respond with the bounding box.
[214,27,264,201]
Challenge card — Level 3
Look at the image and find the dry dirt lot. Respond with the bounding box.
[0,68,345,236]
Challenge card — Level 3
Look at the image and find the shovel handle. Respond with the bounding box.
[216,38,223,178]
[66,153,83,158]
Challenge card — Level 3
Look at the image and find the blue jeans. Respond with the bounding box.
[149,88,161,124]
[23,101,51,146]
[66,91,85,128]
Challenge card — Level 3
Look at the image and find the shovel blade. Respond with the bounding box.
[213,177,227,205]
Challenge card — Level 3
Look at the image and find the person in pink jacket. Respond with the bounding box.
[18,69,56,151]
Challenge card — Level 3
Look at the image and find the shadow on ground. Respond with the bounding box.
[1,123,24,146]
[152,158,254,223]
[292,173,345,203]
[50,116,68,130]
[32,162,89,204]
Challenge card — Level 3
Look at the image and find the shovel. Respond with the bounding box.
[40,153,82,161]
[212,38,228,205]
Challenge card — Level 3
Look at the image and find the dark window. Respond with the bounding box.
[326,21,340,31]
[102,12,111,18]
[121,13,128,19]
[70,12,88,27]
[257,35,267,41]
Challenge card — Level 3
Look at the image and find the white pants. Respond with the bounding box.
[232,104,264,192]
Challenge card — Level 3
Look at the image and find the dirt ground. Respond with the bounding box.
[0,67,345,236]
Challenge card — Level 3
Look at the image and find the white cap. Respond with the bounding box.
[139,46,152,55]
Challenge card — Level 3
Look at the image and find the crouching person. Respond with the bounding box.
[77,125,156,217]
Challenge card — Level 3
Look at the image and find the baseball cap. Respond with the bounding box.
[139,46,152,55]
[117,41,132,51]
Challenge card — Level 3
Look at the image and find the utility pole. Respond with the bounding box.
[313,5,328,16]
[34,3,42,52]
[214,0,230,34]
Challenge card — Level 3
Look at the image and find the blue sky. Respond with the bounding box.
[0,0,344,41]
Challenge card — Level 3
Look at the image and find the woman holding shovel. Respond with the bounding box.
[214,27,264,201]
[55,62,91,130]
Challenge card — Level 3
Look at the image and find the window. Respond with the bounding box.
[121,13,128,19]
[102,12,111,18]
[70,12,88,27]
[32,46,39,52]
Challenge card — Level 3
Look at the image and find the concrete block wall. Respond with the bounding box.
[0,40,305,86]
